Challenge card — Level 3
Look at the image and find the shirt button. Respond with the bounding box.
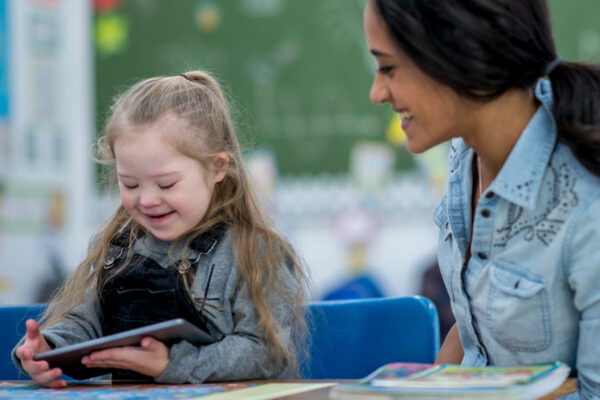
[478,252,487,260]
[485,191,494,198]
[481,209,491,217]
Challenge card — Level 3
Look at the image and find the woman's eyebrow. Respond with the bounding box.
[370,49,392,57]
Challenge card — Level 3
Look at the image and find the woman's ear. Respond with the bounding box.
[212,152,230,183]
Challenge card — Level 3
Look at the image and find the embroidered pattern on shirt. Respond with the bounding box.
[494,163,578,247]
[501,178,536,203]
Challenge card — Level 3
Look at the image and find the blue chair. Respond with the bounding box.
[321,273,386,301]
[0,304,47,380]
[303,295,440,379]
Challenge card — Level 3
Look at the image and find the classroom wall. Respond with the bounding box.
[0,0,94,304]
[1,0,599,305]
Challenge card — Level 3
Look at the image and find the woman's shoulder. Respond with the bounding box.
[547,144,600,248]
[553,142,600,198]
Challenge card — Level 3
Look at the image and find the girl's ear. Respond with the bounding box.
[213,152,230,183]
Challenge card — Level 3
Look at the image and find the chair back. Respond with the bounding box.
[303,295,440,379]
[321,273,386,301]
[0,304,47,380]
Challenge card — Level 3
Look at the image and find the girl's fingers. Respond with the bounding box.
[43,379,68,388]
[15,345,32,361]
[140,337,152,347]
[19,320,65,387]
[22,319,51,355]
[25,360,51,375]
[24,319,41,339]
[40,375,67,389]
[32,367,64,386]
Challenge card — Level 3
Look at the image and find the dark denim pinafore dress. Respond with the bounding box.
[99,231,220,382]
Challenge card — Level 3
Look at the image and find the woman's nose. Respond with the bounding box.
[369,76,389,104]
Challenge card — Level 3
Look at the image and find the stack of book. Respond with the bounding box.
[330,361,571,399]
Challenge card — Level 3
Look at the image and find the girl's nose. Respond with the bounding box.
[138,189,161,207]
[369,75,389,104]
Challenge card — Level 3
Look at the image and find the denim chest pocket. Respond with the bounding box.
[487,264,551,352]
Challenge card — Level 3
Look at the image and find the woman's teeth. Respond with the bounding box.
[398,110,414,121]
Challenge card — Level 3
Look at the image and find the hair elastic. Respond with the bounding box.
[179,73,192,81]
[543,56,561,76]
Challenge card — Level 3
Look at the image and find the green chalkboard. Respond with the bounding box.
[94,0,397,176]
[94,0,600,176]
[549,0,600,64]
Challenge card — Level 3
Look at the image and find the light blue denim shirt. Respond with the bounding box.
[434,79,600,400]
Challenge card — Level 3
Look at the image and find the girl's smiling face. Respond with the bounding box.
[364,0,471,154]
[114,113,228,241]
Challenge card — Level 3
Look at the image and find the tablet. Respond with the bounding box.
[33,318,213,380]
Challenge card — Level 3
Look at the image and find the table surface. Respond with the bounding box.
[0,378,577,399]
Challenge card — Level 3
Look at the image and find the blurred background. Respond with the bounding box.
[0,0,598,336]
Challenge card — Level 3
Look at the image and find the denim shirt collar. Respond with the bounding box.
[454,79,557,210]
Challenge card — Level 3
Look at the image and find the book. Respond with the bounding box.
[330,361,571,399]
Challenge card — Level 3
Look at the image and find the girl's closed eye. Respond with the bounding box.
[158,182,176,189]
[121,182,139,189]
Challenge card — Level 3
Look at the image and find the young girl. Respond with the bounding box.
[364,0,600,398]
[13,70,308,387]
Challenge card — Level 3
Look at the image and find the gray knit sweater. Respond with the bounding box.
[12,227,300,383]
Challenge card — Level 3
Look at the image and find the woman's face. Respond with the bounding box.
[364,0,470,153]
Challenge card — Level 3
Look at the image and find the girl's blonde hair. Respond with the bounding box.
[41,70,308,375]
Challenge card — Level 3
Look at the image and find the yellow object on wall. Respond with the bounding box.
[385,113,406,146]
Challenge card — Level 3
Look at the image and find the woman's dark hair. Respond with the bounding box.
[372,0,600,176]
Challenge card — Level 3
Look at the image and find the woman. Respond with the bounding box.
[364,0,600,398]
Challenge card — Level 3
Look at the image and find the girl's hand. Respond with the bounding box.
[81,337,170,378]
[15,319,67,388]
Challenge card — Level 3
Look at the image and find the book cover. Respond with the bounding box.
[330,361,571,400]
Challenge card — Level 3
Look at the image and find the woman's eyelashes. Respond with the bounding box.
[377,65,395,75]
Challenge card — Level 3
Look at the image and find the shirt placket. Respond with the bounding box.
[448,156,492,366]
[464,192,499,365]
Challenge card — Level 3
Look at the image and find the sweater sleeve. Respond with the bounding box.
[156,262,299,383]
